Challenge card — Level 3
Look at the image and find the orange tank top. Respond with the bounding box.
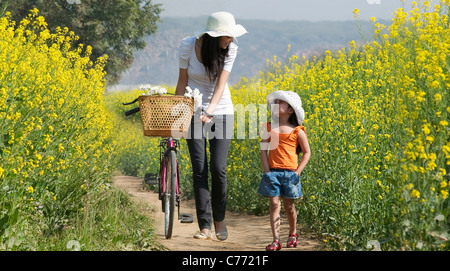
[264,122,306,171]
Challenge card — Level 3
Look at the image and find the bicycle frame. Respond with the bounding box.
[158,137,180,206]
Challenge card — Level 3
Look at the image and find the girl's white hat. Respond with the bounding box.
[197,11,248,39]
[266,90,305,125]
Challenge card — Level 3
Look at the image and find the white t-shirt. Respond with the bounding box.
[178,36,237,115]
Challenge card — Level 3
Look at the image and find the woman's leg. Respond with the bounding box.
[187,114,233,234]
[209,140,230,221]
[208,115,233,230]
[187,117,211,232]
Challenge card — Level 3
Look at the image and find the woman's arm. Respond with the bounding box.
[200,69,230,123]
[175,68,188,96]
[295,129,311,176]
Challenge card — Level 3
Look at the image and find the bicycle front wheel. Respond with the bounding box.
[164,149,177,239]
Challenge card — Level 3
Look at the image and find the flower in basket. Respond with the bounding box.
[150,86,167,95]
[185,86,202,111]
[139,84,152,91]
[139,85,167,95]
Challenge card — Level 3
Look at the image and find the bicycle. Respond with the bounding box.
[123,94,194,239]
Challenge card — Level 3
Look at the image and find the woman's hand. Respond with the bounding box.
[200,112,213,123]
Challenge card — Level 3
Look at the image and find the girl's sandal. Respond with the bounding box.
[286,234,298,248]
[265,240,282,251]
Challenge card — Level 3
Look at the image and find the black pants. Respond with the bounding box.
[186,114,234,230]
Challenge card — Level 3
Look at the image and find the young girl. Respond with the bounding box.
[259,90,311,251]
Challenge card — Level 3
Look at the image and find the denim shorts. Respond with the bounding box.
[258,169,303,199]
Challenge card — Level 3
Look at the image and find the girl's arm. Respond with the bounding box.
[295,129,311,176]
[175,68,188,96]
[260,148,271,173]
[260,124,271,173]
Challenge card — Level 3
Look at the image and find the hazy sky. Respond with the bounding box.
[153,0,418,21]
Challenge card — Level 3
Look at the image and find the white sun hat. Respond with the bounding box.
[266,90,305,125]
[197,11,248,39]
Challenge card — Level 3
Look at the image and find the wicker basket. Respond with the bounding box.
[138,95,194,138]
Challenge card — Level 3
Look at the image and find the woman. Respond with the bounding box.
[175,11,247,240]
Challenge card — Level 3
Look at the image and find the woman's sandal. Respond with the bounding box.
[214,221,228,241]
[286,234,298,248]
[265,240,282,251]
[193,230,212,240]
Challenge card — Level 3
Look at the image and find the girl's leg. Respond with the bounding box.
[269,197,282,242]
[283,198,297,243]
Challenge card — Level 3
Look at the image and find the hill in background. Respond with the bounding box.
[114,17,378,89]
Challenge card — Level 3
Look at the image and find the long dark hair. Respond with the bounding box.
[201,34,229,82]
[287,106,302,155]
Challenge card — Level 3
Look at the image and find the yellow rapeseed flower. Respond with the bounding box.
[441,190,449,199]
[422,124,431,135]
[411,189,420,198]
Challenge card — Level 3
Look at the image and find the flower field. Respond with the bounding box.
[112,1,449,250]
[1,1,449,251]
[0,10,147,250]
[230,0,449,250]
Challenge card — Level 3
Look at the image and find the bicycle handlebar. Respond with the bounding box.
[122,99,138,105]
[123,99,140,116]
[124,107,140,116]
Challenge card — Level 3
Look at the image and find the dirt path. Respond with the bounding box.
[113,176,321,251]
